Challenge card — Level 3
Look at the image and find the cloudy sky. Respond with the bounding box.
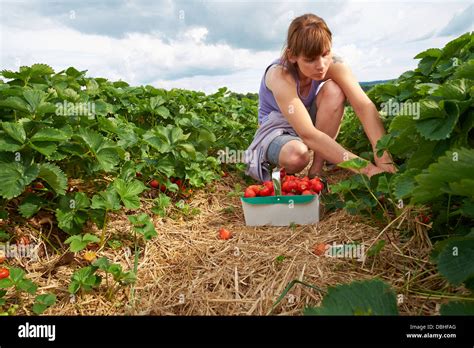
[0,0,472,93]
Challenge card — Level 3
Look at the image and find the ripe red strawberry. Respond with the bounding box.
[313,243,328,256]
[244,187,257,198]
[150,180,160,188]
[0,267,9,279]
[287,181,298,192]
[282,181,291,193]
[263,181,273,190]
[301,190,313,195]
[248,185,261,195]
[297,181,309,193]
[259,186,273,197]
[219,228,232,240]
[312,180,324,193]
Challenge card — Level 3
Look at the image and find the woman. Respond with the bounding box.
[244,13,396,182]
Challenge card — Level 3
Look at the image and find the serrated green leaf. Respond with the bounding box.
[304,279,398,315]
[128,213,157,240]
[0,162,39,199]
[437,237,474,285]
[416,101,459,141]
[113,178,146,209]
[391,169,420,200]
[412,148,474,203]
[2,122,26,144]
[18,195,45,218]
[31,127,69,142]
[38,163,67,195]
[337,158,369,170]
[76,128,120,172]
[91,189,121,211]
[32,293,56,315]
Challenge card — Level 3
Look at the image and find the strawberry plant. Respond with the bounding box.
[331,32,474,314]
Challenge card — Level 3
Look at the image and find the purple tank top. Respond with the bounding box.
[258,58,321,125]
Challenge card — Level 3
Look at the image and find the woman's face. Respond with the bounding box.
[290,49,333,80]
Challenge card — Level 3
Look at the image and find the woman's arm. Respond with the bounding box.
[269,67,383,177]
[327,62,397,173]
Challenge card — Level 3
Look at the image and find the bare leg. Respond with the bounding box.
[278,140,311,174]
[307,80,346,177]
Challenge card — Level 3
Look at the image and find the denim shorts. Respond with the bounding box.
[265,99,318,166]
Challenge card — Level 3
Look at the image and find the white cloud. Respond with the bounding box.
[0,0,472,92]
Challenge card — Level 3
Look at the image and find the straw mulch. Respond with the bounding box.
[3,165,468,316]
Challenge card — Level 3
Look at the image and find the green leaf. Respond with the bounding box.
[0,162,39,199]
[32,294,56,315]
[304,279,398,315]
[18,279,37,294]
[113,178,146,210]
[65,233,100,252]
[29,141,58,157]
[453,59,474,79]
[18,195,45,218]
[91,189,121,211]
[391,169,420,200]
[128,213,157,240]
[55,193,90,234]
[416,101,459,141]
[76,129,120,172]
[436,237,474,285]
[31,127,69,142]
[38,163,67,195]
[92,257,110,271]
[337,158,369,171]
[440,301,474,315]
[2,122,26,144]
[151,193,171,217]
[412,148,474,203]
[0,132,23,152]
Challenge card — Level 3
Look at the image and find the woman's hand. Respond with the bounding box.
[374,151,397,173]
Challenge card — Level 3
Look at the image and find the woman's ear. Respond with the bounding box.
[287,49,297,64]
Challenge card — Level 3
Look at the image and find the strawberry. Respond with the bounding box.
[248,185,261,195]
[244,187,257,198]
[313,243,328,256]
[287,181,298,193]
[282,181,291,193]
[218,228,232,240]
[301,190,313,195]
[312,180,324,193]
[0,267,9,279]
[263,181,273,190]
[297,181,309,193]
[259,186,273,197]
[150,180,160,189]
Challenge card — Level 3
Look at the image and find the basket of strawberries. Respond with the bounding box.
[240,168,325,226]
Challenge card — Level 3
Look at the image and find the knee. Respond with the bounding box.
[281,142,311,172]
[320,80,346,107]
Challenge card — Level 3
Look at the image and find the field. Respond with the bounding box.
[0,32,472,316]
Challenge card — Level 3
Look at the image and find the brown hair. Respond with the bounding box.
[281,14,332,72]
